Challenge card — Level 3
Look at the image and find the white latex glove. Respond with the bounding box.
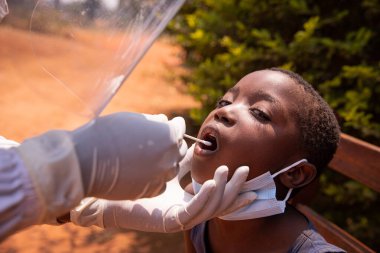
[0,0,8,21]
[14,112,186,223]
[70,145,257,232]
[72,112,188,200]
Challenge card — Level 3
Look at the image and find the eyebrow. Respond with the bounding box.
[251,89,280,105]
[226,86,240,99]
[226,87,281,107]
[227,86,239,94]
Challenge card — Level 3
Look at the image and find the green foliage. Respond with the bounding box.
[316,171,380,249]
[169,0,380,250]
[170,0,380,144]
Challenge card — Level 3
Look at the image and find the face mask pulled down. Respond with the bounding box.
[192,159,307,221]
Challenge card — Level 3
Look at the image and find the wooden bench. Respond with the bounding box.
[294,133,380,252]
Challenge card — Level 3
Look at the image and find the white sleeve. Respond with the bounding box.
[14,131,84,224]
[0,132,84,241]
[0,148,42,241]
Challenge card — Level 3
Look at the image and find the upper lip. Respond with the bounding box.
[200,125,218,138]
[199,125,220,148]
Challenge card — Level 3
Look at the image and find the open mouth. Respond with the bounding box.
[200,133,218,151]
[194,126,220,157]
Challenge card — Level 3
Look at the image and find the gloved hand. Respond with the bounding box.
[72,112,187,200]
[70,145,257,232]
[15,112,187,224]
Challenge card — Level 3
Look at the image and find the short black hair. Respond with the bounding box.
[269,68,340,172]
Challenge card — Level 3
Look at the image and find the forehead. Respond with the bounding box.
[229,70,302,102]
[235,70,299,96]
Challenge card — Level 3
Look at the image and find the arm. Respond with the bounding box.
[70,150,257,233]
[0,112,187,240]
[0,148,42,241]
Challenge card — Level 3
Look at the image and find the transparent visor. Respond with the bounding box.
[0,0,8,21]
[3,0,184,118]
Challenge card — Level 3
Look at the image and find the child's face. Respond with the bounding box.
[192,70,306,183]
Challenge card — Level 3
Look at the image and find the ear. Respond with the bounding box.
[278,162,317,188]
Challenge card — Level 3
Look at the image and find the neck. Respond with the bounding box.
[207,205,308,253]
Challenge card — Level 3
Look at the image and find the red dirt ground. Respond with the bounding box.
[0,25,198,252]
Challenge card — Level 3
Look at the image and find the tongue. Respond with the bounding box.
[202,138,216,151]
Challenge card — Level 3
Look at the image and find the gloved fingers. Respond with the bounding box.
[218,191,257,217]
[217,166,250,212]
[185,165,228,227]
[178,144,194,180]
[143,114,169,123]
[160,139,188,183]
[178,139,188,161]
[168,117,187,163]
[175,180,216,228]
[70,197,105,227]
[169,116,186,143]
[202,165,228,211]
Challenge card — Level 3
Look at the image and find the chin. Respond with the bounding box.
[191,153,221,183]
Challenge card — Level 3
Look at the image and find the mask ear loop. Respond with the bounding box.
[284,188,293,201]
[272,159,307,201]
[272,159,308,178]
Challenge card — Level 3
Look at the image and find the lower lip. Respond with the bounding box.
[194,143,218,156]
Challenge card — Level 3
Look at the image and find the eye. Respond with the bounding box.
[216,99,231,108]
[250,108,271,122]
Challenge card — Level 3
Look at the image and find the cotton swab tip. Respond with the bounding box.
[184,134,212,146]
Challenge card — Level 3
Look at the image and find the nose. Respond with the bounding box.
[214,105,237,126]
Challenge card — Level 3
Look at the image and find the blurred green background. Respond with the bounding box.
[168,0,380,250]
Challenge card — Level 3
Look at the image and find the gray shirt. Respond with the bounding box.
[190,220,346,253]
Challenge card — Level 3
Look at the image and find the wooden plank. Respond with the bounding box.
[296,204,376,253]
[329,133,380,192]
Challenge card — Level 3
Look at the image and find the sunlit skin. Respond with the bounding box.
[184,70,317,253]
[192,69,306,183]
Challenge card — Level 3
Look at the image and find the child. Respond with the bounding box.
[184,68,345,252]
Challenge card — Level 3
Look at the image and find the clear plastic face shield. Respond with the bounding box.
[0,0,8,21]
[1,0,185,118]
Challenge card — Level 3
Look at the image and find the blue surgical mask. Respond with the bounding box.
[192,159,308,220]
